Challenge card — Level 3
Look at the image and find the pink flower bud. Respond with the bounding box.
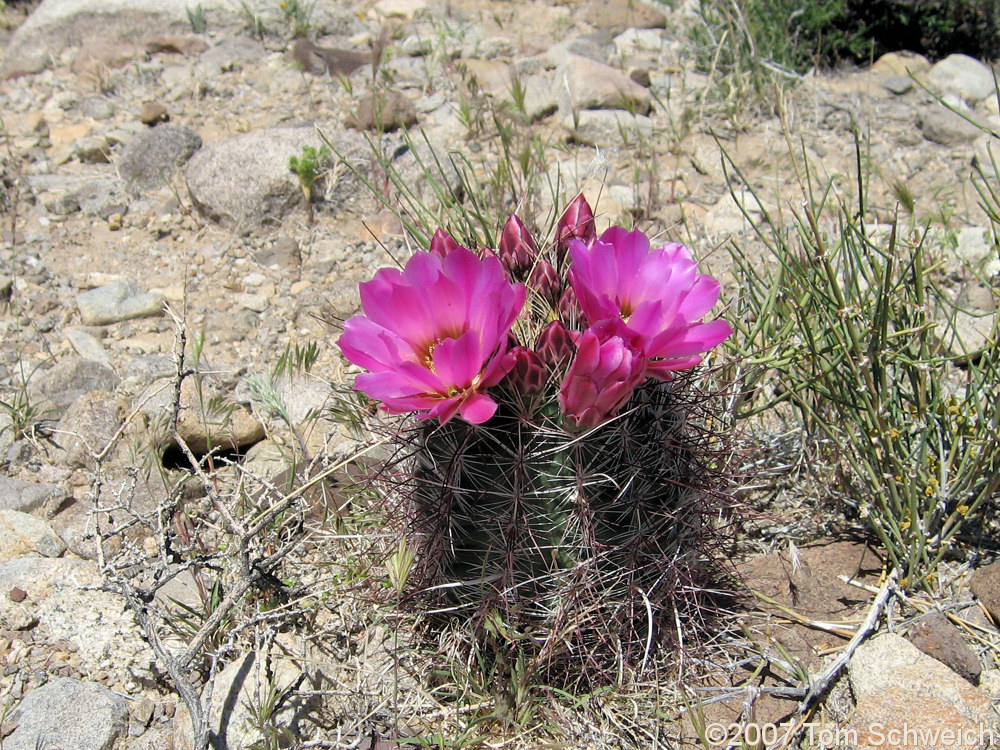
[558,286,582,324]
[535,320,575,369]
[429,228,461,258]
[501,345,547,394]
[498,215,539,276]
[555,193,596,264]
[558,320,646,428]
[527,259,561,306]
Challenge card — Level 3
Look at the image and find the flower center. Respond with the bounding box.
[619,297,635,321]
[421,340,439,371]
[415,326,464,373]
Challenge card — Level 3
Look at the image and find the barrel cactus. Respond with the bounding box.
[338,195,737,669]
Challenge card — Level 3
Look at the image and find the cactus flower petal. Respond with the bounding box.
[338,246,526,424]
[559,320,647,427]
[457,392,499,423]
[568,226,731,375]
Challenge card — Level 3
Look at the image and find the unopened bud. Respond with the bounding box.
[498,215,539,276]
[535,320,575,369]
[502,346,547,394]
[429,228,461,258]
[528,260,561,306]
[558,286,582,324]
[555,194,596,264]
[558,319,646,428]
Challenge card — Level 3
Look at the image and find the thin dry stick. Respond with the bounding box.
[777,567,901,749]
[750,589,859,638]
[840,574,999,649]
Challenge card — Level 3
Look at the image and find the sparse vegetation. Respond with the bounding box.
[185,3,207,34]
[725,127,1000,588]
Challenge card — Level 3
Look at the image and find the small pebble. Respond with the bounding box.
[139,101,169,125]
[882,75,913,95]
[9,587,26,603]
[108,213,123,231]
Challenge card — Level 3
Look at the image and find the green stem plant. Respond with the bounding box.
[725,126,1000,588]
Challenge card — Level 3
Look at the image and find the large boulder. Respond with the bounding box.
[4,0,191,77]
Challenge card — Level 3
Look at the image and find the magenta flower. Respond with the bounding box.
[337,247,526,424]
[568,226,732,378]
[559,319,647,428]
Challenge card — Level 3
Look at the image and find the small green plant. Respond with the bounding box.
[186,3,207,33]
[278,0,313,38]
[274,340,320,378]
[245,672,297,750]
[238,0,267,39]
[386,537,416,598]
[0,359,55,445]
[288,145,330,225]
[165,576,230,652]
[726,130,1000,588]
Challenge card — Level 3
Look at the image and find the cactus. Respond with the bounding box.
[338,195,736,669]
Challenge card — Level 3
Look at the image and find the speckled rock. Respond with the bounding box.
[0,509,66,561]
[27,357,120,415]
[556,54,651,116]
[185,127,368,233]
[0,477,68,518]
[118,124,202,191]
[847,633,996,749]
[5,677,128,750]
[76,280,165,325]
[928,54,997,104]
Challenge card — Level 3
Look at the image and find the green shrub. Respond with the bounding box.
[725,132,1000,588]
[697,0,1000,76]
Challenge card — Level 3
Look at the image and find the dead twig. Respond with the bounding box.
[776,567,901,749]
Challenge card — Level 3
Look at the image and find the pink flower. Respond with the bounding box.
[559,320,647,428]
[567,226,732,379]
[337,247,526,424]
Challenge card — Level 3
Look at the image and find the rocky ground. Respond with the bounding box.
[1,0,1000,747]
